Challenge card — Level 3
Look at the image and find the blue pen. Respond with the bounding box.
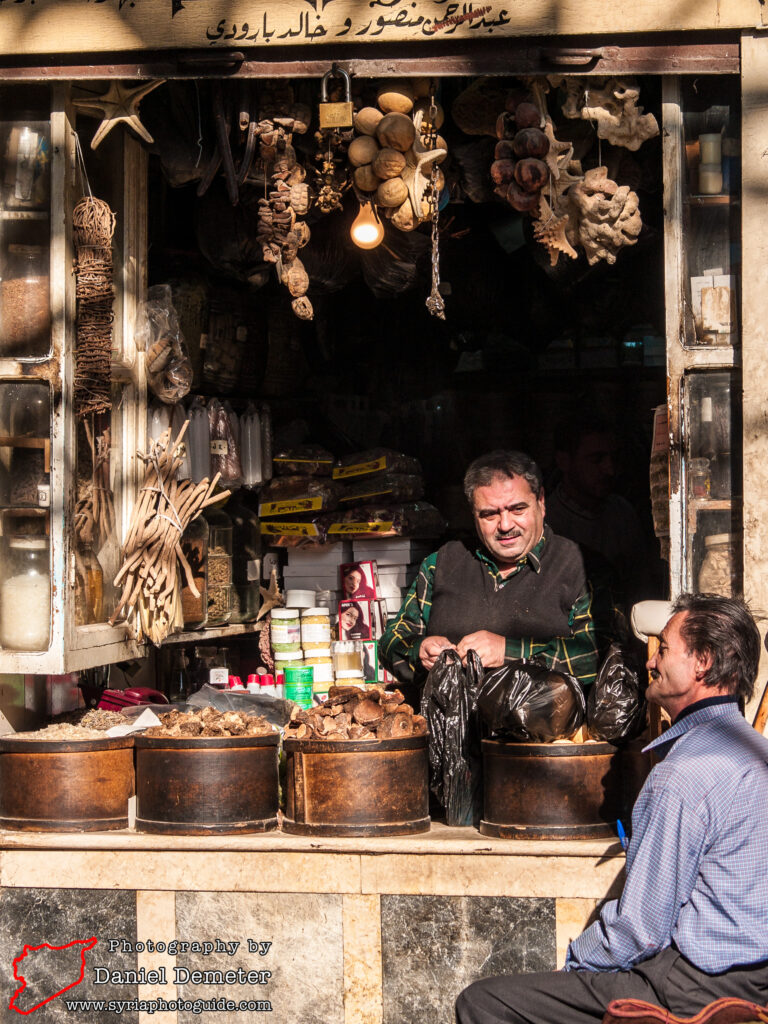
[616,819,628,852]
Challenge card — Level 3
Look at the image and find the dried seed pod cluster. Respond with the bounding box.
[285,685,428,742]
[144,707,277,739]
[254,85,314,320]
[349,79,448,233]
[491,93,550,215]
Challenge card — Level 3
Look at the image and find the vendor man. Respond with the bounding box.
[379,449,602,687]
[456,593,768,1024]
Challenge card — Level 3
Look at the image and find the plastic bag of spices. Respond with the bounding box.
[422,649,485,827]
[476,658,586,742]
[208,397,243,488]
[587,643,646,744]
[136,284,193,404]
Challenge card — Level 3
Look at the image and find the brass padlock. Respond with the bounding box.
[318,65,353,130]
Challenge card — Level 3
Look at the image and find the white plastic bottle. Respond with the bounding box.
[187,395,211,483]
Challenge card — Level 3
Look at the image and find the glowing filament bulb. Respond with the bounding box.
[350,200,384,249]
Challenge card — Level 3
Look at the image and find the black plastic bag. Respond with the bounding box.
[477,657,586,742]
[587,643,646,743]
[421,649,484,827]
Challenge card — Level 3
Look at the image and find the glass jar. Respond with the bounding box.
[7,382,50,508]
[0,534,50,650]
[271,608,301,653]
[228,496,261,624]
[74,535,104,626]
[698,533,738,597]
[0,244,51,358]
[180,516,208,630]
[301,607,331,647]
[205,507,232,626]
[688,458,711,499]
[3,120,51,211]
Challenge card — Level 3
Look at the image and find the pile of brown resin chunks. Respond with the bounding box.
[285,685,427,741]
[144,707,276,738]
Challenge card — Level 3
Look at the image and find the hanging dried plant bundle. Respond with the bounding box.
[111,422,230,646]
[72,196,116,418]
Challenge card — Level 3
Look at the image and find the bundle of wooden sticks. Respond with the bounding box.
[111,422,229,645]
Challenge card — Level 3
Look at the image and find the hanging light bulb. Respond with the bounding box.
[350,199,384,250]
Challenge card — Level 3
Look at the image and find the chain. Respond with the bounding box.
[424,86,446,321]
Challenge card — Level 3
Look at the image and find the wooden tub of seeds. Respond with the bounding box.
[134,707,279,835]
[0,727,135,832]
[282,685,430,837]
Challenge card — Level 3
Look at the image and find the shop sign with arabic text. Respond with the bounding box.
[0,0,744,56]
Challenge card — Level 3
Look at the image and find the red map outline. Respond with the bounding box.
[9,936,98,1015]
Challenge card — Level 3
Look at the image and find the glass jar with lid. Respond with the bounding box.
[204,507,232,626]
[0,244,51,358]
[0,533,51,650]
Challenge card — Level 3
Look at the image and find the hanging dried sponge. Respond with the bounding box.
[569,167,642,265]
[559,77,659,152]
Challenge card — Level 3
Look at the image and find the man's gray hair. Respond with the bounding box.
[463,450,544,505]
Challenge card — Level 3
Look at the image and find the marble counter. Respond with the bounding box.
[0,824,624,1024]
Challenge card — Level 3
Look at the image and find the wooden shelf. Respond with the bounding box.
[0,209,48,221]
[688,497,736,512]
[164,620,264,645]
[684,194,737,206]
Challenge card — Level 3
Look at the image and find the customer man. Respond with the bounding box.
[456,593,768,1024]
[546,413,658,608]
[379,450,602,687]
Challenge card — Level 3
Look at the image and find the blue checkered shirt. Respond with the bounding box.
[566,700,768,973]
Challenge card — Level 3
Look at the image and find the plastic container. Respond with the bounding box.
[271,608,301,652]
[301,607,331,646]
[284,665,314,709]
[332,640,364,678]
[303,648,334,689]
[274,649,305,674]
[187,396,211,483]
[0,535,51,650]
[284,589,316,609]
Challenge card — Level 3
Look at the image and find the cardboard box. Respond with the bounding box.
[352,540,432,565]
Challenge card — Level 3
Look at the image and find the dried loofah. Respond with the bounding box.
[569,166,642,265]
[559,77,659,152]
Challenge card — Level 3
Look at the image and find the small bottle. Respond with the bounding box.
[167,648,189,703]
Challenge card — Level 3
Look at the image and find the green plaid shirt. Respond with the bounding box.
[379,534,601,686]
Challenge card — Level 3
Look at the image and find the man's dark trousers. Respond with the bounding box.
[455,947,768,1024]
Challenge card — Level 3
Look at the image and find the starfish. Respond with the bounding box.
[257,567,284,621]
[401,109,448,220]
[533,196,578,267]
[73,80,166,150]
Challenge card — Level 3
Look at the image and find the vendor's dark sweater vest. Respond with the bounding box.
[427,530,587,644]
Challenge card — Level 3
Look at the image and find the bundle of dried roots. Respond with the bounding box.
[110,422,229,645]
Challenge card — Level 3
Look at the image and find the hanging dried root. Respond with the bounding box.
[110,422,230,646]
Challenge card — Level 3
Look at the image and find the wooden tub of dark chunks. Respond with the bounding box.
[134,707,279,835]
[0,732,134,832]
[282,685,430,837]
